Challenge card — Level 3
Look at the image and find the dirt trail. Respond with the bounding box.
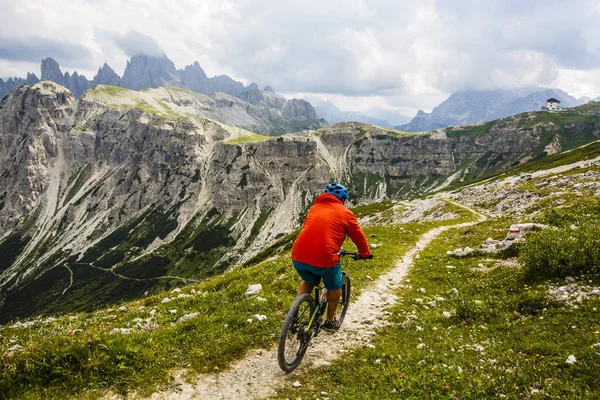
[151,203,486,400]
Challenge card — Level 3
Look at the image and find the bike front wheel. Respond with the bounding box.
[332,271,351,326]
[278,293,316,372]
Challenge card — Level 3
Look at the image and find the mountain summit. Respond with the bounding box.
[398,87,588,132]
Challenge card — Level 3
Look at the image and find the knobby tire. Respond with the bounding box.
[278,293,316,372]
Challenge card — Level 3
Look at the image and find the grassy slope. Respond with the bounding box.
[0,202,474,399]
[277,217,600,399]
[277,158,600,399]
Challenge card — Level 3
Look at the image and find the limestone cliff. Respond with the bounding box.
[1,81,599,321]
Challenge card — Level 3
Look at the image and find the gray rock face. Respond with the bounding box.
[41,58,65,86]
[210,74,246,97]
[180,61,210,94]
[399,87,587,132]
[0,73,39,100]
[282,99,318,121]
[2,56,322,128]
[41,58,92,97]
[1,81,598,322]
[93,63,121,86]
[121,54,178,90]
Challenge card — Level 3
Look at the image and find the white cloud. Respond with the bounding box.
[1,0,599,115]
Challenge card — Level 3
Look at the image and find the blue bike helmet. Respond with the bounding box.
[324,183,349,201]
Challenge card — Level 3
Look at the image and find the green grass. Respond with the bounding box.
[276,218,600,399]
[444,140,600,193]
[224,133,270,145]
[90,85,130,96]
[523,109,600,129]
[446,120,496,138]
[0,201,474,399]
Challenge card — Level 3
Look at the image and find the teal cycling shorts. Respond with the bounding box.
[293,260,342,290]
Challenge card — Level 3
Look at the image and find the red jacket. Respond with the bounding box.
[292,193,370,268]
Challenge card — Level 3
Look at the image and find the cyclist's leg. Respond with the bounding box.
[296,280,314,297]
[316,264,343,321]
[293,261,319,297]
[326,289,341,321]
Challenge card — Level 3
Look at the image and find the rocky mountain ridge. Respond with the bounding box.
[398,87,592,132]
[0,55,322,135]
[1,81,600,321]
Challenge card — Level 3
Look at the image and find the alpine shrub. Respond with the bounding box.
[522,222,600,281]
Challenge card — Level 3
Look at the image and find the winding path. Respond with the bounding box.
[150,201,487,400]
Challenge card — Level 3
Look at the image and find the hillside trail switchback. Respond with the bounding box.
[147,201,486,400]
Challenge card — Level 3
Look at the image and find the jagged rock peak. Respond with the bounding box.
[180,61,210,93]
[247,82,259,91]
[282,98,318,121]
[93,63,121,86]
[264,85,275,93]
[121,53,178,91]
[41,57,64,86]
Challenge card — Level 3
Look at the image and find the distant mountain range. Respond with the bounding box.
[0,54,324,135]
[397,88,598,132]
[306,97,411,128]
[1,54,265,99]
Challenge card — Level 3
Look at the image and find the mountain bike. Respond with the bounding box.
[277,250,373,373]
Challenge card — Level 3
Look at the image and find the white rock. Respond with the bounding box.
[446,265,456,269]
[255,296,267,302]
[177,293,191,299]
[149,309,156,316]
[161,297,173,304]
[449,288,459,295]
[191,289,197,294]
[9,321,35,329]
[252,314,267,322]
[415,298,424,303]
[7,344,23,353]
[292,381,302,388]
[245,284,263,298]
[427,301,437,308]
[370,243,378,249]
[475,300,482,305]
[419,288,426,294]
[443,311,452,318]
[592,342,600,348]
[566,355,577,364]
[247,319,253,323]
[169,309,177,314]
[417,343,426,350]
[463,247,474,255]
[417,359,426,366]
[176,313,200,324]
[436,297,447,302]
[366,344,376,349]
[171,288,182,293]
[110,328,132,335]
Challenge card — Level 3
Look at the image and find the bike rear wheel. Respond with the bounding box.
[278,293,316,372]
[332,271,351,326]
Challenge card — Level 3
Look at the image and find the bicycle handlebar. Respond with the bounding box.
[339,249,374,261]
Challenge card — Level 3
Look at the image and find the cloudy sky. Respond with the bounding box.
[1,0,599,118]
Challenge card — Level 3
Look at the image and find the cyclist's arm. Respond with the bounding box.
[345,209,371,258]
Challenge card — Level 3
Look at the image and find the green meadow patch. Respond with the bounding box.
[276,218,600,399]
[0,201,472,399]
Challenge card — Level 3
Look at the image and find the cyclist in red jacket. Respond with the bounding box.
[292,183,371,332]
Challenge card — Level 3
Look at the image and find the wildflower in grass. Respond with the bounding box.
[87,338,93,344]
